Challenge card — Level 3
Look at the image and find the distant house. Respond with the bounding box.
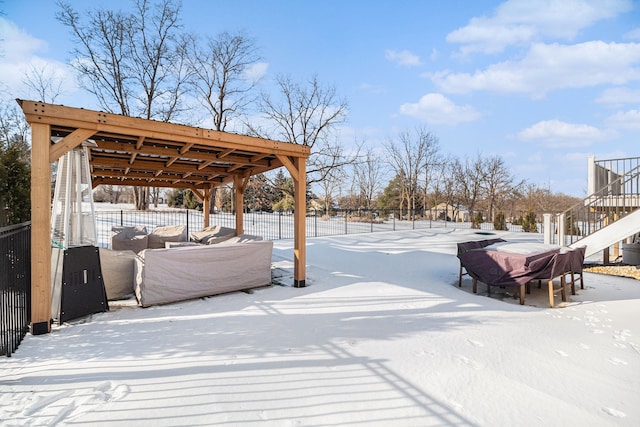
[427,202,470,222]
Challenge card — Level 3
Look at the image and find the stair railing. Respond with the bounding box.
[554,164,640,247]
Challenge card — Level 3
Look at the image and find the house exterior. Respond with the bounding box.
[427,202,470,222]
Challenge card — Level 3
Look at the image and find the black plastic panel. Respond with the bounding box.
[59,246,108,324]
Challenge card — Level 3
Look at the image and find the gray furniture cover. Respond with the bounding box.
[134,239,273,307]
[147,225,188,249]
[99,248,136,300]
[111,226,148,253]
[189,226,236,245]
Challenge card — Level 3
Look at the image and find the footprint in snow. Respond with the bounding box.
[467,339,484,347]
[602,407,626,418]
[413,349,436,357]
[22,390,74,416]
[608,358,628,366]
[555,350,569,357]
[69,382,131,420]
[613,329,631,342]
[25,381,131,425]
[455,355,481,369]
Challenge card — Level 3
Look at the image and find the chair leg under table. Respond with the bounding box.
[519,284,525,305]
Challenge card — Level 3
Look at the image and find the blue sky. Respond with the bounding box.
[1,0,639,197]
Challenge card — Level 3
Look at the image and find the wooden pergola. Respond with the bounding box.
[18,99,310,335]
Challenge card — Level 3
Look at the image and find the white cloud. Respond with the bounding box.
[0,18,77,102]
[399,93,482,125]
[605,109,640,130]
[428,41,640,97]
[447,0,633,55]
[384,49,422,67]
[625,28,640,40]
[595,87,640,107]
[0,18,47,61]
[516,119,609,147]
[243,62,269,83]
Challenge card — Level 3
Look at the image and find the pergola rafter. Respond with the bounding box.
[18,100,309,335]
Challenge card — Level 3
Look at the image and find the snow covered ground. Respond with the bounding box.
[2,228,639,426]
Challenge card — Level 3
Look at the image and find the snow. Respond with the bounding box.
[2,228,639,426]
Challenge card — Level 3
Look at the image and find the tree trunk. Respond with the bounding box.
[134,187,149,210]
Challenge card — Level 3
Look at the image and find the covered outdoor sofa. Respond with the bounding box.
[134,236,273,307]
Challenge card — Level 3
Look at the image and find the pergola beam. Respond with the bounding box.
[21,101,307,157]
[50,128,97,161]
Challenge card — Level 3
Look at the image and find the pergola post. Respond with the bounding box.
[202,187,212,228]
[30,123,52,335]
[233,175,246,234]
[276,154,307,287]
[293,156,307,287]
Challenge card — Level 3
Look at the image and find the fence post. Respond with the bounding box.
[558,213,566,246]
[314,209,318,237]
[370,210,373,233]
[278,211,282,240]
[186,209,190,236]
[345,210,348,235]
[543,213,552,245]
[120,210,123,226]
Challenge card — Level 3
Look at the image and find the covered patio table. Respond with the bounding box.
[457,239,585,307]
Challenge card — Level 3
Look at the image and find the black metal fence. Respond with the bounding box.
[95,207,537,248]
[1,222,31,357]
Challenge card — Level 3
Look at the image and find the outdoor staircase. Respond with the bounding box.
[551,156,640,261]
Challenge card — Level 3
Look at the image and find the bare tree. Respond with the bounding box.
[451,153,486,226]
[248,74,355,193]
[481,155,520,221]
[188,31,261,131]
[22,64,64,103]
[426,156,459,221]
[385,127,438,219]
[420,135,441,212]
[57,0,189,210]
[186,30,261,213]
[0,102,30,151]
[353,148,383,211]
[317,164,345,215]
[251,75,347,147]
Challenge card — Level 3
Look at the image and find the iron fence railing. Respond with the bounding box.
[95,207,538,248]
[1,222,31,357]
